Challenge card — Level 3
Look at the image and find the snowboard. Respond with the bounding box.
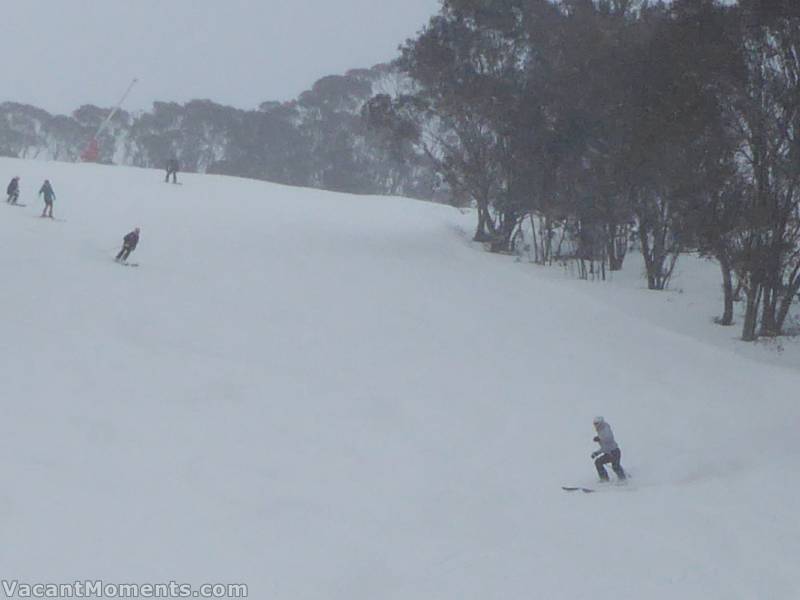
[562,486,597,494]
[8,203,26,207]
[116,261,139,267]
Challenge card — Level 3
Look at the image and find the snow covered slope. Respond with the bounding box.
[0,157,798,600]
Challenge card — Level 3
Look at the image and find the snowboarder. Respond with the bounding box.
[39,179,55,218]
[6,176,20,204]
[115,227,140,263]
[591,416,626,482]
[165,158,179,184]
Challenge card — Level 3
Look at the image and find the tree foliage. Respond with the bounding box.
[375,0,800,340]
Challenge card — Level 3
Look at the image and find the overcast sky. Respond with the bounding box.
[2,0,440,115]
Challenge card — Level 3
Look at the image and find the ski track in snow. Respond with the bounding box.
[0,157,799,600]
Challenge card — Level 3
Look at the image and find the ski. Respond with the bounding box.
[562,486,596,493]
[563,479,632,494]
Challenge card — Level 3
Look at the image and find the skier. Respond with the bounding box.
[115,227,140,263]
[6,176,20,204]
[591,416,626,482]
[165,158,179,184]
[39,179,55,218]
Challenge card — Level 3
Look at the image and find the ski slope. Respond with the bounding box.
[0,157,798,600]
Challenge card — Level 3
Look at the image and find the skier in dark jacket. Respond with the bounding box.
[115,227,140,262]
[591,416,626,482]
[39,179,56,218]
[6,176,20,204]
[165,158,179,184]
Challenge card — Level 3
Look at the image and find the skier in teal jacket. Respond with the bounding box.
[39,179,56,218]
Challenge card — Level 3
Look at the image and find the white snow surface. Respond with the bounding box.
[1,157,798,600]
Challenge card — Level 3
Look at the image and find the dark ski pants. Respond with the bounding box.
[7,192,18,204]
[595,448,626,481]
[41,200,53,218]
[165,169,177,183]
[116,245,133,261]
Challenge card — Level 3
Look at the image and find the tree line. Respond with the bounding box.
[365,0,800,341]
[0,65,439,201]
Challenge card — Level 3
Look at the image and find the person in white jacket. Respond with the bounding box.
[591,416,626,481]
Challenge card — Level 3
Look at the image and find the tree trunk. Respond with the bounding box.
[473,202,493,242]
[639,226,657,290]
[774,276,800,334]
[606,223,627,271]
[543,217,553,265]
[741,283,762,342]
[759,285,780,337]
[530,214,540,264]
[489,210,518,253]
[718,254,734,326]
[774,292,793,334]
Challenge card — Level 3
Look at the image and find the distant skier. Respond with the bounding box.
[6,176,20,204]
[591,416,626,482]
[115,227,140,263]
[165,158,179,184]
[39,179,55,218]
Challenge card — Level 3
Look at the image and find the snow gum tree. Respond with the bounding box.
[368,0,800,340]
[722,6,800,340]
